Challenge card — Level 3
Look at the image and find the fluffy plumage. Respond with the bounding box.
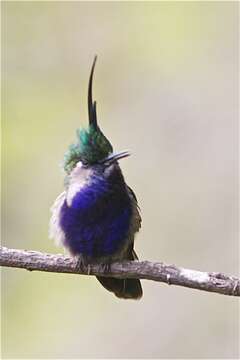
[49,57,142,299]
[61,165,133,257]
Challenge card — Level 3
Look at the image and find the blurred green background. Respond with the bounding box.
[2,1,239,358]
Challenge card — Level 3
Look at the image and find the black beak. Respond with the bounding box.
[101,150,130,164]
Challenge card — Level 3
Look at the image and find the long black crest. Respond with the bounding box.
[88,55,98,129]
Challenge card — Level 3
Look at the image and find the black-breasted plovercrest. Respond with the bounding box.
[49,56,142,299]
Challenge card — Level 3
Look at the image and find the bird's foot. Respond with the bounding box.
[100,262,111,274]
[75,255,88,273]
[75,256,92,275]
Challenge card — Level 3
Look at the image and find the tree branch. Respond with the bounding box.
[0,246,239,297]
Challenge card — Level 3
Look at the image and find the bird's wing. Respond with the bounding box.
[127,185,142,233]
[127,185,138,204]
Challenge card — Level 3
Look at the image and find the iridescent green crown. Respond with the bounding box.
[63,56,113,174]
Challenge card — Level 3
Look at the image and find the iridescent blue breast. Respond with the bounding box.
[59,172,133,258]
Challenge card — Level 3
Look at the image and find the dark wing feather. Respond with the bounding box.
[96,186,143,299]
[127,185,141,232]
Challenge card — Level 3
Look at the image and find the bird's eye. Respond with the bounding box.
[81,159,88,166]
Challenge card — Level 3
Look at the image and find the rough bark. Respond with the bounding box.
[0,246,239,296]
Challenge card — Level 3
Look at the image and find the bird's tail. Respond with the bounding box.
[96,250,143,300]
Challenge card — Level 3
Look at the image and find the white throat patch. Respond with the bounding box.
[66,161,93,207]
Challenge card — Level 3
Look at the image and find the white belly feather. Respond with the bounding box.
[49,191,66,247]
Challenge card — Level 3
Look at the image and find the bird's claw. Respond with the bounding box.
[101,263,111,273]
[75,256,92,275]
[76,257,110,275]
[76,256,87,273]
[87,264,91,275]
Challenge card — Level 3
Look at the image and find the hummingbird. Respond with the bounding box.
[49,56,142,299]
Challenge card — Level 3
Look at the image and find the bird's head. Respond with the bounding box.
[63,56,130,175]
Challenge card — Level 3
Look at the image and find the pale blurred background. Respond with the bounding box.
[2,2,239,359]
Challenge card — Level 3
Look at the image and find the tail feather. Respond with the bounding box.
[96,276,142,299]
[96,249,143,299]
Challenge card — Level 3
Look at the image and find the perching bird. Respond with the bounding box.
[49,56,142,299]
